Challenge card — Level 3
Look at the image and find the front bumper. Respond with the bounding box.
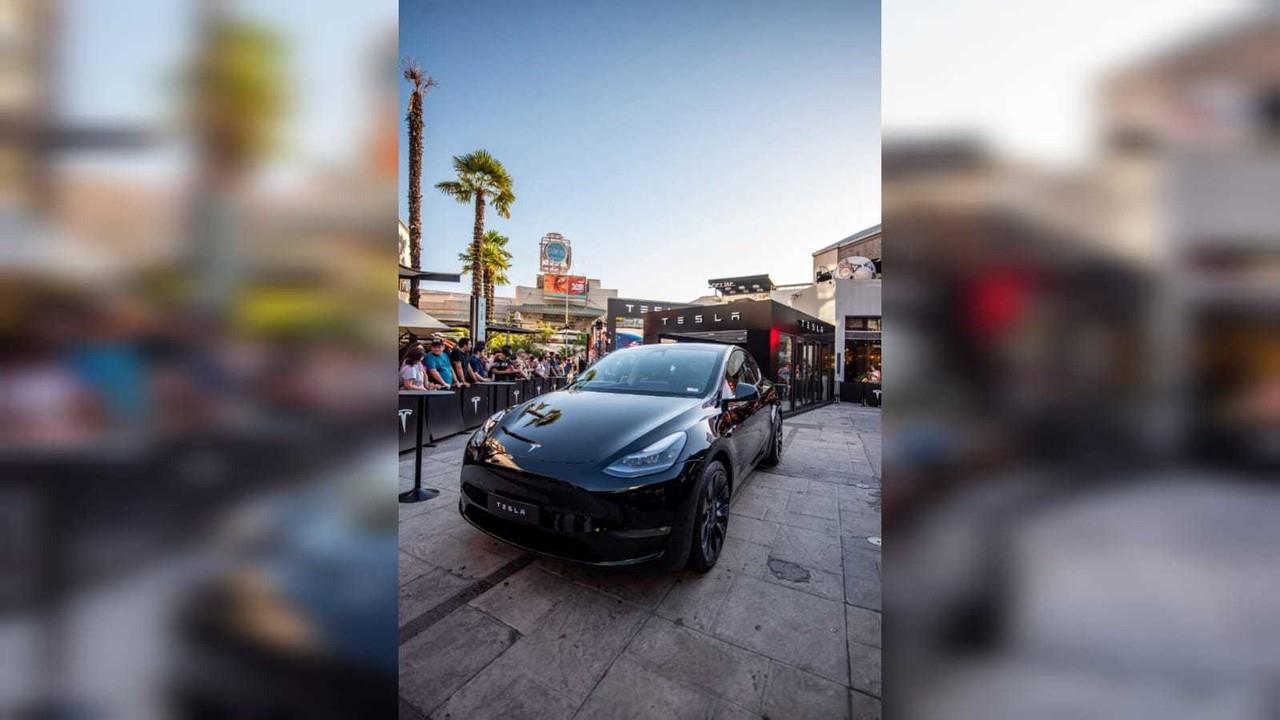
[458,459,698,566]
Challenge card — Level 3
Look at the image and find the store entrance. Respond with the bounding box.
[791,339,832,411]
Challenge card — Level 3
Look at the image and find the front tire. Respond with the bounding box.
[687,460,730,573]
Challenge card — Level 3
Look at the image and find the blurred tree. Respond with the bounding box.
[187,14,286,313]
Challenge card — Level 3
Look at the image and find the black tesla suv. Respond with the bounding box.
[459,342,783,571]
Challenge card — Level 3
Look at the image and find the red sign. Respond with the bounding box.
[543,274,588,298]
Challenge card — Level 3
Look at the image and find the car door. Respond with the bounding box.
[720,348,759,476]
[741,352,772,463]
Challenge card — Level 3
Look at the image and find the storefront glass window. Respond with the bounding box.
[775,334,793,404]
[845,316,882,331]
[844,340,882,383]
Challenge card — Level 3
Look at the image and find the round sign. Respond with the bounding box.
[545,241,568,264]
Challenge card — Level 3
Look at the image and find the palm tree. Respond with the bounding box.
[402,61,436,309]
[458,230,513,324]
[187,14,285,313]
[435,150,515,314]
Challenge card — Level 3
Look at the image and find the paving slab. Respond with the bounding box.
[762,661,851,720]
[845,604,882,649]
[846,641,882,697]
[656,567,737,633]
[725,514,782,547]
[402,527,516,580]
[711,701,764,719]
[537,558,677,610]
[626,615,771,712]
[469,564,578,635]
[848,690,882,720]
[574,655,718,720]
[711,575,848,684]
[771,524,844,575]
[483,585,649,704]
[714,537,771,577]
[786,491,842,521]
[432,666,578,720]
[398,606,517,716]
[399,564,470,625]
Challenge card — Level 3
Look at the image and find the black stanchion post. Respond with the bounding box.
[400,393,439,503]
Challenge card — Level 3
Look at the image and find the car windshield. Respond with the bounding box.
[569,346,721,397]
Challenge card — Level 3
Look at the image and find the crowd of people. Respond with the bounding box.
[399,338,589,391]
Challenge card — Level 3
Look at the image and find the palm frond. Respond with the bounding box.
[435,180,472,202]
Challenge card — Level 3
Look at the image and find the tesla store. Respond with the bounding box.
[642,299,835,415]
[606,297,695,351]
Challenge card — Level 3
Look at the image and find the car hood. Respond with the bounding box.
[492,388,703,464]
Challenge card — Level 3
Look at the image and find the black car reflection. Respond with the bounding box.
[460,343,782,571]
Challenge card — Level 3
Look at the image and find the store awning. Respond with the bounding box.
[399,300,450,332]
[514,304,604,317]
[444,320,538,335]
[399,264,462,283]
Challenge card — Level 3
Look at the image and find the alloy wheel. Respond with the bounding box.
[700,469,730,561]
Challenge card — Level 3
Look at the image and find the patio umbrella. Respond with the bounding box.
[398,299,449,332]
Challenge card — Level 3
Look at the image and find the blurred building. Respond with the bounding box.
[1101,11,1280,467]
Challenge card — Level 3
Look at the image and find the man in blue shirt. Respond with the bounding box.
[468,340,491,381]
[424,339,456,387]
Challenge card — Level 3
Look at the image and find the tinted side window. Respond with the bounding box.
[742,353,762,386]
[724,349,747,386]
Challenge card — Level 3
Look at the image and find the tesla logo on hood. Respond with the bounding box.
[398,408,412,432]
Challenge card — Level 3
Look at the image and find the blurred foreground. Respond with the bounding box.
[885,4,1279,718]
[2,1,397,717]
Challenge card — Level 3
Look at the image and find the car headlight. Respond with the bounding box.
[469,410,506,447]
[603,432,687,478]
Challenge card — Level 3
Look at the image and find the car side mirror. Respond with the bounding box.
[723,383,759,407]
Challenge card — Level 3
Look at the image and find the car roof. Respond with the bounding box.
[618,342,734,353]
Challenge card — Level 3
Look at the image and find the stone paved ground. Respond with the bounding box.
[399,402,881,720]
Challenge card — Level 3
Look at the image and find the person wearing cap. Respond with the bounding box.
[424,338,458,388]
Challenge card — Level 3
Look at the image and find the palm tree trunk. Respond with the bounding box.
[406,88,424,309]
[485,278,495,325]
[471,193,486,305]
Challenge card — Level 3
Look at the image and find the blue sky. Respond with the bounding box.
[401,0,881,301]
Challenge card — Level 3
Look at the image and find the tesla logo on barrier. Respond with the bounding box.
[471,396,481,412]
[513,390,521,401]
[399,408,413,432]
